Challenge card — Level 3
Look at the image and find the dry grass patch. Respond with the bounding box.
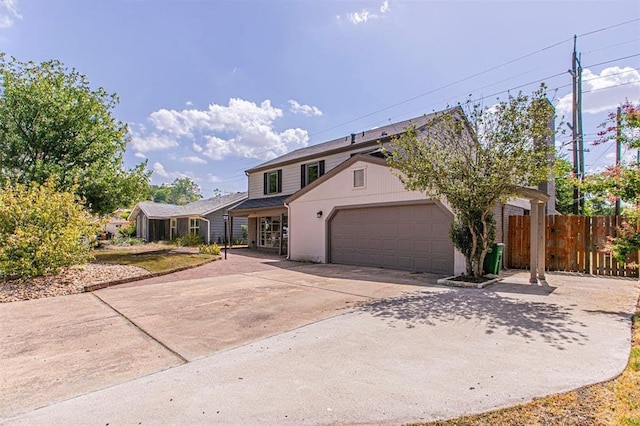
[416,308,640,426]
[93,249,217,274]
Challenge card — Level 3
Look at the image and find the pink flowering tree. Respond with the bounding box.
[583,100,640,265]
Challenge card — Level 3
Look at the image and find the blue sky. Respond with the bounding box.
[1,0,639,197]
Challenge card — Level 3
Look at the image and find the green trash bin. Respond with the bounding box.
[483,243,504,275]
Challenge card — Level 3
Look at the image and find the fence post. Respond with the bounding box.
[537,202,546,279]
[530,200,539,283]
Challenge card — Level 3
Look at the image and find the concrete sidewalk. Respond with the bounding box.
[2,267,638,425]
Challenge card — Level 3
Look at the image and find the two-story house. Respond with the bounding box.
[229,113,437,253]
[230,109,554,277]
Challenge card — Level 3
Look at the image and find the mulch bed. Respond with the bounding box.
[0,263,149,303]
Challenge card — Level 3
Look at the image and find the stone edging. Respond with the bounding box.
[436,275,502,289]
[83,257,220,292]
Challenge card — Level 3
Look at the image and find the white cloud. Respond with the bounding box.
[342,1,390,25]
[134,152,146,159]
[152,162,169,178]
[557,66,640,116]
[185,100,193,106]
[347,9,377,25]
[288,99,323,117]
[130,132,179,152]
[0,0,21,29]
[206,173,221,183]
[150,162,196,183]
[134,98,309,161]
[181,155,207,164]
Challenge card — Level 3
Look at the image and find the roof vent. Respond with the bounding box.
[381,131,388,136]
[350,133,356,144]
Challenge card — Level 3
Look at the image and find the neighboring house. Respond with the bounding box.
[102,208,132,239]
[129,192,248,244]
[230,109,554,276]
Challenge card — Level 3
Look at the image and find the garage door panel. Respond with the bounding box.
[330,204,454,274]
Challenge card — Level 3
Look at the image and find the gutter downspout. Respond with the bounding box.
[284,201,290,260]
[201,217,211,245]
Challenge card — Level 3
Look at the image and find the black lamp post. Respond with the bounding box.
[222,213,228,260]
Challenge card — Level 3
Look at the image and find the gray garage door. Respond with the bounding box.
[329,204,454,275]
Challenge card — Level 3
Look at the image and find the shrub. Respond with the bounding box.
[0,180,99,278]
[176,232,204,247]
[118,222,136,238]
[113,235,143,246]
[199,244,221,255]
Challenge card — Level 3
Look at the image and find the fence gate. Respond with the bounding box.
[507,215,637,277]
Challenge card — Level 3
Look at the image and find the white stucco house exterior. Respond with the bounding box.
[285,154,467,276]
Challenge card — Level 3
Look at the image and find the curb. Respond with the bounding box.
[83,257,220,292]
[436,275,502,289]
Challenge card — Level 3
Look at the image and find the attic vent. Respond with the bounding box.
[350,133,356,144]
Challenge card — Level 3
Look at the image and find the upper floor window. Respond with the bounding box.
[353,168,365,188]
[301,160,325,188]
[263,170,282,194]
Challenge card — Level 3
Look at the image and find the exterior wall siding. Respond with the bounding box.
[203,212,248,244]
[247,147,377,199]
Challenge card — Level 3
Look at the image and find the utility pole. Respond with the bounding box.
[569,35,584,215]
[615,106,622,216]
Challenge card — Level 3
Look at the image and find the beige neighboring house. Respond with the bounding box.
[102,209,132,239]
[230,109,554,276]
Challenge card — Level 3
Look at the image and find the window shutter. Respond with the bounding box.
[319,160,325,177]
[277,170,282,193]
[263,172,268,195]
[301,164,306,188]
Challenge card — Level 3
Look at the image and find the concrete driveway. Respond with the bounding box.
[1,250,639,425]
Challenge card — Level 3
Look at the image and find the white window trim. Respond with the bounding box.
[267,171,279,194]
[305,162,320,185]
[189,217,199,234]
[353,167,366,189]
[170,218,177,239]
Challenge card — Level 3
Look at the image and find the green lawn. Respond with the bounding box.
[93,249,217,274]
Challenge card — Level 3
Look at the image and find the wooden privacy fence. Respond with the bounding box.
[507,215,638,277]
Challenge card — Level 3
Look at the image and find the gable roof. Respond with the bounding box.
[129,192,248,220]
[247,109,456,173]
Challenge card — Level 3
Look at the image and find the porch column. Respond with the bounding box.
[537,201,546,280]
[530,200,539,284]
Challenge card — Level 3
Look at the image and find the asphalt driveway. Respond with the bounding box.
[1,250,639,424]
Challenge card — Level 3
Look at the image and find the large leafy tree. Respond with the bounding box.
[149,177,202,205]
[386,86,555,279]
[0,55,150,215]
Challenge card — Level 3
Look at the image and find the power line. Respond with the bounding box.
[308,19,640,139]
[584,37,640,55]
[577,17,640,38]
